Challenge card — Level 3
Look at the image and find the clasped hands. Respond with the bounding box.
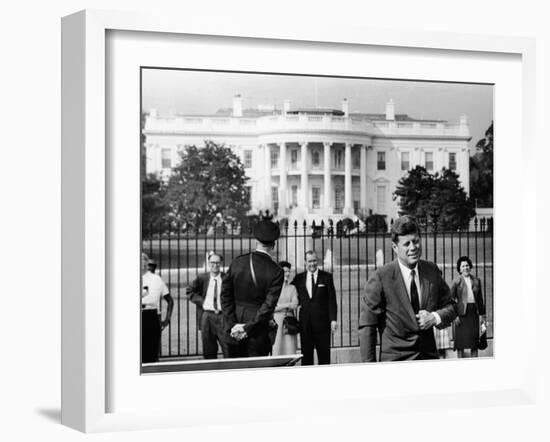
[230,323,248,341]
[415,310,436,330]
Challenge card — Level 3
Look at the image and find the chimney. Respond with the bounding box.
[232,94,243,117]
[283,99,291,115]
[342,98,349,117]
[460,114,468,126]
[385,99,395,121]
[148,108,157,118]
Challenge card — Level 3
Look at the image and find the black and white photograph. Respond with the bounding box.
[140,69,494,372]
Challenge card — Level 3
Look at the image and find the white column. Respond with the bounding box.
[360,144,367,210]
[279,142,287,211]
[263,144,272,210]
[323,142,332,210]
[300,142,309,209]
[344,142,353,213]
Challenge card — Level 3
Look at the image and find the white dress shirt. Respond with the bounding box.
[305,269,318,298]
[397,260,441,325]
[463,275,475,303]
[202,274,222,312]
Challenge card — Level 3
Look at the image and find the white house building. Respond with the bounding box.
[143,96,472,223]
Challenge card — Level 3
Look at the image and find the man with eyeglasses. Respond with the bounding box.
[188,252,228,359]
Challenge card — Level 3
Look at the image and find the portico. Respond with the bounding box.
[265,140,370,219]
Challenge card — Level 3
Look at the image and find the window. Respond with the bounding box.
[425,152,434,171]
[334,187,343,210]
[334,150,343,168]
[352,150,361,169]
[401,152,410,171]
[377,152,386,170]
[291,149,298,168]
[449,152,457,171]
[270,149,279,168]
[291,185,298,206]
[271,187,279,212]
[161,148,172,169]
[244,150,252,168]
[312,187,320,209]
[245,186,252,206]
[312,150,321,167]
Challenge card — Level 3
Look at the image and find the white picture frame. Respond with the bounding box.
[61,9,537,433]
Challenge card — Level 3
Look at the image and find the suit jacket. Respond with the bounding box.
[220,251,284,338]
[450,275,485,317]
[359,259,456,362]
[292,270,337,333]
[188,272,225,324]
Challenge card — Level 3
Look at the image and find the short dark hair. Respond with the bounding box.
[208,251,223,262]
[391,215,421,243]
[456,256,473,273]
[278,261,291,270]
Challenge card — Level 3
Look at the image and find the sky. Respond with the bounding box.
[142,68,493,149]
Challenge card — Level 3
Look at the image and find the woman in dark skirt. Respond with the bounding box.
[450,256,486,358]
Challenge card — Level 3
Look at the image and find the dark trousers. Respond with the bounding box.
[227,332,271,358]
[201,311,229,359]
[142,309,161,363]
[300,325,331,365]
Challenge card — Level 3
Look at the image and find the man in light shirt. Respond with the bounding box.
[292,250,338,365]
[188,252,228,359]
[141,254,174,363]
[359,215,456,362]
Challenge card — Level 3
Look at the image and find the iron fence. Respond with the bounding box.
[143,217,494,358]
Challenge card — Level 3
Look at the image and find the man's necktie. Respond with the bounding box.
[410,269,420,314]
[310,273,315,298]
[213,278,219,312]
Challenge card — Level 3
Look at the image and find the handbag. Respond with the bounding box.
[477,330,488,350]
[477,321,488,350]
[282,312,300,335]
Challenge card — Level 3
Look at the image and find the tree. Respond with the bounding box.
[142,173,169,235]
[393,166,475,231]
[470,121,493,207]
[164,141,250,231]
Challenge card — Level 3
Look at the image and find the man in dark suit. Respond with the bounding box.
[292,250,338,365]
[359,215,456,362]
[188,252,228,359]
[220,219,284,358]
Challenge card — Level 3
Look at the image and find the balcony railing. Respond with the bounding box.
[145,114,470,139]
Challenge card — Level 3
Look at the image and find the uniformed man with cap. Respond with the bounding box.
[220,219,284,357]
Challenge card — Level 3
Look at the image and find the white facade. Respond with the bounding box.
[143,99,471,223]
